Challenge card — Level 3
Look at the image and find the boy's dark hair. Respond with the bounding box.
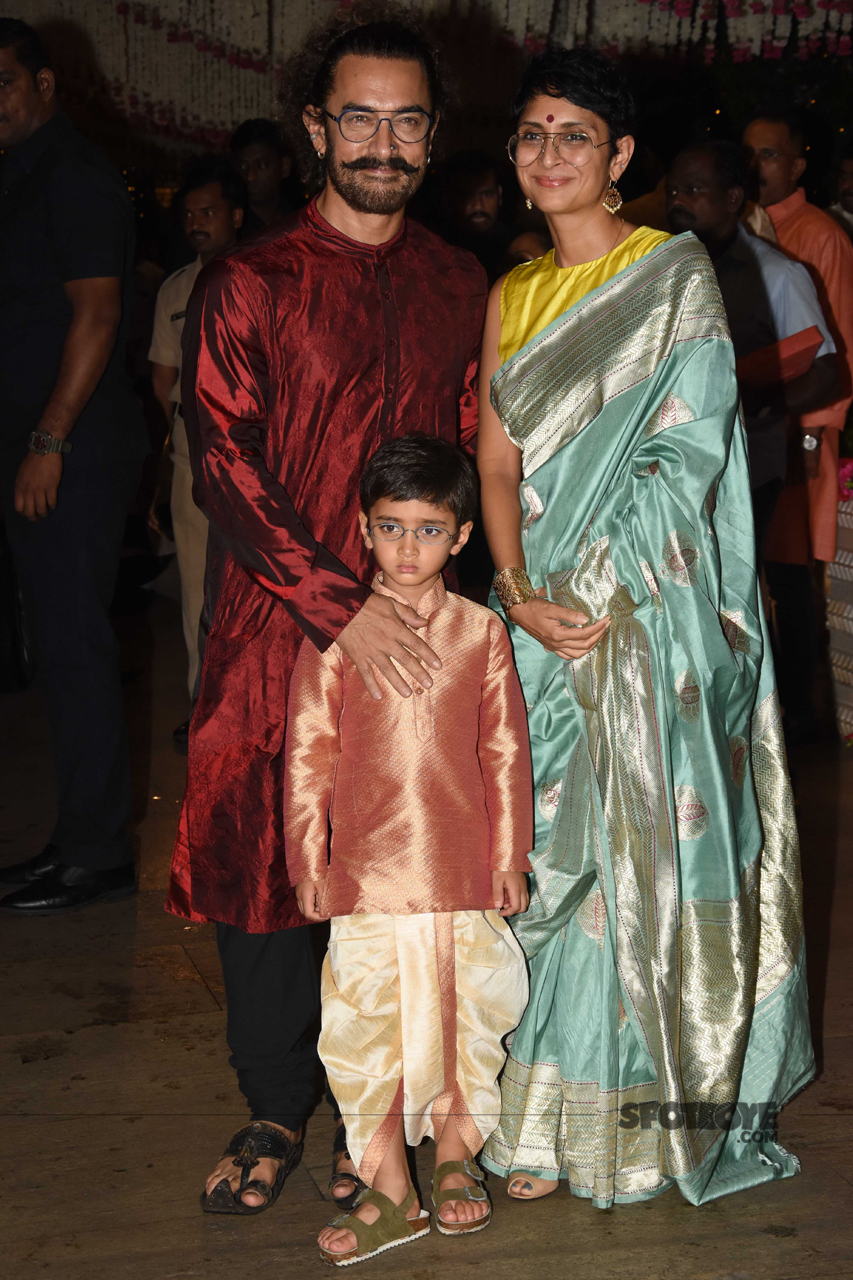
[360,435,478,526]
[175,155,247,214]
[231,117,291,157]
[282,2,446,186]
[511,45,636,155]
[0,18,50,82]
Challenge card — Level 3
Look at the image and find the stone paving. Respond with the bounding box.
[1,591,850,1279]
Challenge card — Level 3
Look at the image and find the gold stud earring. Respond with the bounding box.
[603,179,623,215]
[525,197,533,211]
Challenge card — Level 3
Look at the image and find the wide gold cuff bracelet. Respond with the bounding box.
[494,566,536,613]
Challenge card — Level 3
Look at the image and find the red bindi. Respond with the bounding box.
[546,114,554,123]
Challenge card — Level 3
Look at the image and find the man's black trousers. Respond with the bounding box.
[1,434,141,871]
[215,922,326,1131]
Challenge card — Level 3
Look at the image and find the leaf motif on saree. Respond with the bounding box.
[659,530,700,588]
[675,785,709,840]
[729,736,749,788]
[576,886,606,949]
[522,483,544,531]
[675,669,701,723]
[537,777,563,823]
[721,609,751,656]
[643,394,695,439]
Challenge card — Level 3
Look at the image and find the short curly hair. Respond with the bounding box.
[511,45,636,155]
[280,1,448,187]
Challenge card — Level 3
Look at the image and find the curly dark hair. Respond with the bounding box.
[280,1,448,188]
[511,45,636,156]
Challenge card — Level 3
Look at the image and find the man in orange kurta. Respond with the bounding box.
[744,114,853,735]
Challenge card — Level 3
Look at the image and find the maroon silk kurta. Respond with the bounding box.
[166,200,487,933]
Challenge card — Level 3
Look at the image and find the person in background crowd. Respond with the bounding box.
[148,156,246,743]
[174,13,487,1223]
[231,117,295,231]
[666,141,840,570]
[0,19,148,914]
[827,139,853,242]
[499,227,552,273]
[744,111,853,743]
[436,150,512,281]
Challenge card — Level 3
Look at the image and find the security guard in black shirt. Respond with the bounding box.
[0,20,148,914]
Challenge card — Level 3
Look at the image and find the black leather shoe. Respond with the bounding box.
[0,843,64,886]
[0,862,137,915]
[172,719,190,745]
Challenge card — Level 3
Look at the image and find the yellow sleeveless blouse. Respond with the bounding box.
[498,225,672,366]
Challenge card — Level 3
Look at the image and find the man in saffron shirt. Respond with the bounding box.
[172,18,487,1214]
[744,112,853,739]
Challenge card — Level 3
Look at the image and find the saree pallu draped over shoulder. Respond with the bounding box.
[482,234,814,1207]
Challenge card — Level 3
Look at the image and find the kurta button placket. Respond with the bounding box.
[376,256,401,427]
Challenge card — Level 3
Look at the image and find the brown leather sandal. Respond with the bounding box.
[328,1121,368,1211]
[200,1121,303,1214]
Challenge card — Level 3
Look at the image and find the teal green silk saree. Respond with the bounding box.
[482,233,814,1206]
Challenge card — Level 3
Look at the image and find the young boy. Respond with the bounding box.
[284,436,532,1265]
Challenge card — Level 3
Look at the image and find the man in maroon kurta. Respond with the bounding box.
[173,20,487,1215]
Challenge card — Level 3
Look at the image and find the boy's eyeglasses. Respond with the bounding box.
[370,521,456,545]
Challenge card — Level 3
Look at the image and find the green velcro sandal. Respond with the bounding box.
[318,1184,430,1267]
[431,1158,492,1236]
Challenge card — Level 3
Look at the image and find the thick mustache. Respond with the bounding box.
[341,155,420,176]
[668,206,696,222]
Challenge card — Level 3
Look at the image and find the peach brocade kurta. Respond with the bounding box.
[283,575,533,918]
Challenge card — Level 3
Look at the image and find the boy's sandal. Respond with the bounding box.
[200,1121,303,1215]
[328,1121,368,1211]
[319,1185,430,1267]
[431,1158,492,1236]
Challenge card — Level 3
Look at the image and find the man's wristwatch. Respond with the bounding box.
[28,430,72,456]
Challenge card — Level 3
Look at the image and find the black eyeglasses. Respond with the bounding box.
[324,108,434,144]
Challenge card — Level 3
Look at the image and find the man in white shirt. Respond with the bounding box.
[149,157,245,739]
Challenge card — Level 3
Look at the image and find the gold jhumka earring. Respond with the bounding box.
[603,180,623,215]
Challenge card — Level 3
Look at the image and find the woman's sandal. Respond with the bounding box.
[507,1172,559,1201]
[319,1185,430,1267]
[328,1121,368,1211]
[200,1121,303,1215]
[431,1158,492,1236]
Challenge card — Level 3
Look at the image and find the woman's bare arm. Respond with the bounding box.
[477,278,609,661]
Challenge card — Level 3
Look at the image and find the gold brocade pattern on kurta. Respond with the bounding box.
[319,910,528,1183]
[283,576,533,917]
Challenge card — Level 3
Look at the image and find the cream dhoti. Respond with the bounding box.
[320,910,529,1184]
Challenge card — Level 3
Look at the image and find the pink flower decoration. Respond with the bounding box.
[724,0,742,13]
[750,1,766,11]
[674,0,692,15]
[840,33,852,52]
[792,1,809,14]
[826,30,839,48]
[816,0,834,8]
[771,0,788,13]
[704,42,717,62]
[524,35,548,54]
[837,0,853,11]
[838,458,853,501]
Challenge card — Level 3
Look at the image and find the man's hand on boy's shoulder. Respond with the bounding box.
[336,592,441,701]
[492,871,530,918]
[295,878,324,922]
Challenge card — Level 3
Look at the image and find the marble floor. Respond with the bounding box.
[1,586,850,1280]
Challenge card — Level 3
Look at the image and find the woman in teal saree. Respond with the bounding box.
[477,46,813,1208]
